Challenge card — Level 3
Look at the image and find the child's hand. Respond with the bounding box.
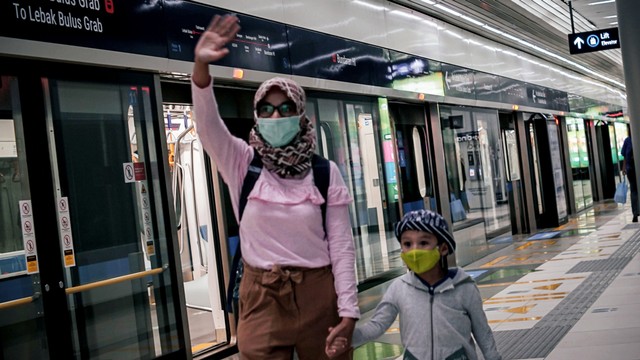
[324,327,350,359]
[325,330,349,358]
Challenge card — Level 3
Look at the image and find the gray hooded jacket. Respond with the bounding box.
[353,268,501,360]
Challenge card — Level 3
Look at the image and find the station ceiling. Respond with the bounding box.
[394,0,624,91]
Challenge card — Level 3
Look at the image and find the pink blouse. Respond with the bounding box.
[192,78,360,319]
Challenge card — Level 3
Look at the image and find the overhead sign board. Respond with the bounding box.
[568,27,620,55]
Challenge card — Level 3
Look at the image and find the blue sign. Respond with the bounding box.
[568,27,620,55]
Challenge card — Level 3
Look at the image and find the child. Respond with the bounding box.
[327,209,501,360]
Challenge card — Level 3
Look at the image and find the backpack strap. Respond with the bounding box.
[311,154,330,236]
[227,151,263,311]
[239,152,264,220]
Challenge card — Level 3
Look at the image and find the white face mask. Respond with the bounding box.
[256,115,301,147]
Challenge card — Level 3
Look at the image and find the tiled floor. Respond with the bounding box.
[353,200,640,360]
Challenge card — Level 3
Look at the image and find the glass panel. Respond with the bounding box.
[311,97,393,282]
[48,80,180,359]
[0,75,49,359]
[440,106,512,266]
[614,122,629,186]
[577,120,592,208]
[412,128,427,198]
[566,117,591,211]
[502,129,521,182]
[529,123,544,214]
[546,120,568,219]
[389,104,434,216]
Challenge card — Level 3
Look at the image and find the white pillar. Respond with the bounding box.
[617,0,640,210]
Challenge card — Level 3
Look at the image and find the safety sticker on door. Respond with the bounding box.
[57,197,76,267]
[123,162,146,183]
[19,200,40,274]
[137,182,155,256]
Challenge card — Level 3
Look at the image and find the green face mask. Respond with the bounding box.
[401,248,441,274]
[257,115,301,148]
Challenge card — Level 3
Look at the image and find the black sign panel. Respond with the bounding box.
[442,64,475,100]
[382,50,442,94]
[474,71,502,103]
[568,27,620,55]
[500,78,529,106]
[545,88,570,112]
[288,26,386,86]
[164,1,290,74]
[0,0,167,57]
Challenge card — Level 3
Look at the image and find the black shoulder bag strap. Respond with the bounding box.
[311,153,331,236]
[226,151,263,311]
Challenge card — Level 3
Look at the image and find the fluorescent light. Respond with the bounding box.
[352,0,386,11]
[603,15,617,19]
[444,30,465,40]
[610,21,618,25]
[434,4,462,17]
[482,24,504,35]
[460,15,485,26]
[390,10,423,21]
[588,0,614,5]
[418,0,436,4]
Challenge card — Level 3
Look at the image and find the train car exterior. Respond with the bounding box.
[0,0,628,359]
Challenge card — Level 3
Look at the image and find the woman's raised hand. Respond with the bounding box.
[194,14,240,65]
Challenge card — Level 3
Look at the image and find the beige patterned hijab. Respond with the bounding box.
[249,77,316,178]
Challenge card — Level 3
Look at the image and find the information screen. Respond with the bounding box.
[474,71,502,103]
[0,0,167,57]
[442,64,475,100]
[163,1,290,74]
[288,26,386,86]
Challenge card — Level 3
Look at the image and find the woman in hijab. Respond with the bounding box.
[191,14,359,359]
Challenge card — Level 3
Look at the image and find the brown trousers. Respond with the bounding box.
[237,263,352,360]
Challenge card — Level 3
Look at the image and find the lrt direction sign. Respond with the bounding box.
[568,27,621,55]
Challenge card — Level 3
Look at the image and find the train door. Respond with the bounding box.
[612,122,629,187]
[439,105,514,265]
[308,95,394,282]
[387,102,435,215]
[499,112,526,234]
[163,103,229,356]
[565,117,593,212]
[0,61,186,359]
[594,120,617,199]
[161,82,257,357]
[525,113,568,228]
[0,75,50,359]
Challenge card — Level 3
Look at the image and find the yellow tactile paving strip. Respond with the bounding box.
[477,276,587,289]
[479,218,634,331]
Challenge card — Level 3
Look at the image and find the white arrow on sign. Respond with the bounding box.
[573,37,585,49]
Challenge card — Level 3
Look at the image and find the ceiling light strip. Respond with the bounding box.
[416,0,625,90]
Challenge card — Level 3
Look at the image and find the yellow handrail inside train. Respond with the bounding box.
[65,266,166,295]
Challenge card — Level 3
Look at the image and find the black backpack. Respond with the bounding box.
[226,152,331,311]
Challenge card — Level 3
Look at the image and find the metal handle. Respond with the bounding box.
[0,292,41,310]
[65,265,166,295]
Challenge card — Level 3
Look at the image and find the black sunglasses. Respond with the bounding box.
[256,101,298,118]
